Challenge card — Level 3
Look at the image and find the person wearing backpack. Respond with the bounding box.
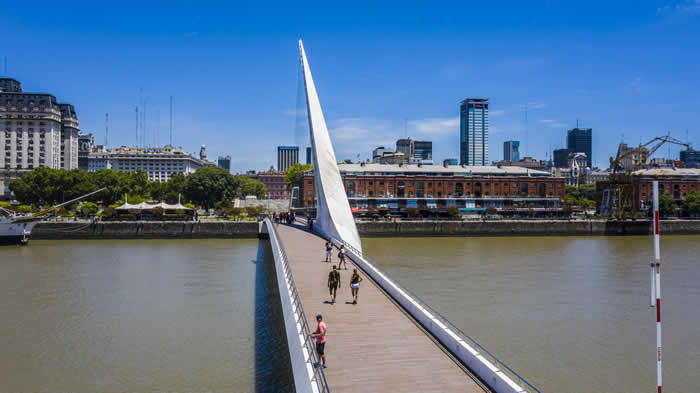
[327,265,341,304]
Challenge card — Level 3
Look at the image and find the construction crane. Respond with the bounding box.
[610,135,692,174]
[605,135,692,218]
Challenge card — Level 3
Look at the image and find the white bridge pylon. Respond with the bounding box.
[298,39,362,252]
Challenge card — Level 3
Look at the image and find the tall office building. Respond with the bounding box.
[277,145,299,172]
[306,146,312,165]
[503,140,520,162]
[460,98,489,165]
[567,128,592,168]
[680,149,700,168]
[553,148,569,168]
[413,140,432,162]
[1,78,80,199]
[218,155,231,172]
[396,138,413,160]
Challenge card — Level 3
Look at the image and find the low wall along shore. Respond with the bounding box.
[32,221,259,240]
[356,219,700,237]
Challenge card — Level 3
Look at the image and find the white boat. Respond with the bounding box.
[0,187,106,246]
[0,209,37,245]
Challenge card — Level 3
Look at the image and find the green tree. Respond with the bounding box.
[183,167,238,211]
[659,192,675,217]
[79,202,99,217]
[284,163,313,190]
[236,176,266,199]
[683,191,700,217]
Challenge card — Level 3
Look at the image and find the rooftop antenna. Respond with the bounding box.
[525,103,529,157]
[404,118,408,138]
[135,106,139,145]
[105,113,109,146]
[169,96,173,146]
[576,118,579,128]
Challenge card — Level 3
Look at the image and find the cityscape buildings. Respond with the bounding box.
[680,148,699,168]
[503,140,520,162]
[372,146,391,163]
[277,145,299,172]
[392,138,432,164]
[306,146,312,165]
[616,143,649,171]
[199,144,207,161]
[553,148,569,168]
[460,98,489,166]
[87,145,214,182]
[413,140,433,162]
[301,163,565,215]
[78,132,94,170]
[217,155,231,172]
[246,171,288,199]
[567,128,592,168]
[1,78,80,200]
[443,158,458,166]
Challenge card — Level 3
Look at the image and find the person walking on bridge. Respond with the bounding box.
[327,265,341,304]
[325,238,333,263]
[350,268,363,305]
[311,314,327,369]
[337,245,348,270]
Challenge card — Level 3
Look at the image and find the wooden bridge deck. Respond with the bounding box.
[276,224,488,393]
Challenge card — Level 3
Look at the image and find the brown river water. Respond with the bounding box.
[1,235,698,392]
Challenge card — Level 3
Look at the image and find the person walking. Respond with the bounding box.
[327,265,341,304]
[310,314,327,368]
[350,268,363,304]
[325,238,333,263]
[337,245,347,270]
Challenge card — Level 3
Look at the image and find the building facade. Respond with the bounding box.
[443,158,458,166]
[460,98,489,166]
[492,157,549,171]
[503,140,520,162]
[413,140,432,162]
[277,145,299,172]
[218,155,231,172]
[567,128,592,168]
[246,171,288,199]
[87,145,214,182]
[680,149,699,168]
[1,78,80,200]
[301,163,565,215]
[306,146,312,165]
[553,148,569,168]
[78,132,94,170]
[616,143,649,171]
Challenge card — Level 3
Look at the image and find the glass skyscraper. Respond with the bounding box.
[566,128,592,168]
[460,98,489,166]
[503,140,520,162]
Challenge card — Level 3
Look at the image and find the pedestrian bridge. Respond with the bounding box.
[262,218,540,393]
[260,40,541,393]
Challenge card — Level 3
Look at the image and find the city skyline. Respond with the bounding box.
[2,1,699,172]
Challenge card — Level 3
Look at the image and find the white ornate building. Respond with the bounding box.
[1,78,79,200]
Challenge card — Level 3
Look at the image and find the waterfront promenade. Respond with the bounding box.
[275,223,488,393]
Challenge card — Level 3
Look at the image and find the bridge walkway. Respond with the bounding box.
[275,223,488,393]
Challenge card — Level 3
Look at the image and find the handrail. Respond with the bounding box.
[266,219,330,393]
[328,233,542,393]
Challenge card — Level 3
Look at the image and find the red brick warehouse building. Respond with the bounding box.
[301,163,566,216]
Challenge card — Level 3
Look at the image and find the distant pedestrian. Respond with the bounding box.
[311,314,327,368]
[325,238,333,262]
[327,265,341,304]
[350,268,363,304]
[337,245,347,270]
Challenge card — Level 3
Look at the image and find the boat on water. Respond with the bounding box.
[0,209,37,245]
[0,187,106,245]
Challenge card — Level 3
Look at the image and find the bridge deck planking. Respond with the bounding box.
[276,224,487,393]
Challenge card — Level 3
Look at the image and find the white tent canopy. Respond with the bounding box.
[115,202,192,211]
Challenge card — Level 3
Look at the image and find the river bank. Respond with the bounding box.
[356,219,700,237]
[32,221,260,239]
[28,219,700,240]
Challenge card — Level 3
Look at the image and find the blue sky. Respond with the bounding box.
[2,0,699,171]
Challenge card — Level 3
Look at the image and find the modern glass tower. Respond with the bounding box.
[503,140,520,162]
[566,128,592,168]
[460,98,489,166]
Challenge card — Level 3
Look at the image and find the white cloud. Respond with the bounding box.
[540,119,557,124]
[539,119,566,128]
[658,0,700,16]
[327,118,397,160]
[409,117,459,136]
[489,110,505,117]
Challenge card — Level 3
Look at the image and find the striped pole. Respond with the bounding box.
[652,180,662,393]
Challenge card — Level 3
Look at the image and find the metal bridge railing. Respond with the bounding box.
[328,234,541,393]
[267,219,330,393]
